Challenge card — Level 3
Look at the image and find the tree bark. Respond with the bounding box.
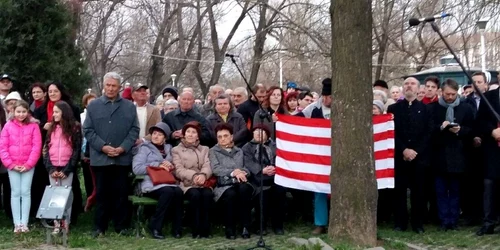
[329,0,377,246]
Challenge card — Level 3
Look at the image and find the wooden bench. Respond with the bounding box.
[128,175,158,238]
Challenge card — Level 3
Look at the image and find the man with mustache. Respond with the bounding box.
[387,77,433,234]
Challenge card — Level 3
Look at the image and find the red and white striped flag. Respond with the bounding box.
[274,114,395,194]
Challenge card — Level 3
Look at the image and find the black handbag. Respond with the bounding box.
[252,173,274,187]
[217,175,238,187]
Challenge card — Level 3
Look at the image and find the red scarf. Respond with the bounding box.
[47,100,55,122]
[34,100,43,109]
[422,96,438,105]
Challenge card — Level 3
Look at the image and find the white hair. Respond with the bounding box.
[390,85,402,92]
[373,89,388,103]
[209,84,225,92]
[233,87,248,96]
[103,72,122,84]
[165,99,179,106]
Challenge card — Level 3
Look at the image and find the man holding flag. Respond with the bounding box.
[295,78,332,235]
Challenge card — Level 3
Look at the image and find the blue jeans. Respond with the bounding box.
[435,175,460,226]
[314,192,328,226]
[9,168,34,226]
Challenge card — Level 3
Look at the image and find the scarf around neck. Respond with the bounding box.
[34,100,44,109]
[422,95,438,104]
[47,100,56,122]
[438,96,460,122]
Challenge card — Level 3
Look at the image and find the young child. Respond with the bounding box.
[42,101,81,234]
[0,100,42,233]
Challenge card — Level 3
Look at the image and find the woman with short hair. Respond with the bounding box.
[209,123,253,239]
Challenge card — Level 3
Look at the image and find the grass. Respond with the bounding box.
[0,210,324,250]
[377,222,500,250]
[0,213,498,250]
[0,173,497,249]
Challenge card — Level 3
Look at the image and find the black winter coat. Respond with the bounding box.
[428,101,474,174]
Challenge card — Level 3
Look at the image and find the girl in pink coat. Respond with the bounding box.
[0,100,42,233]
[42,101,81,234]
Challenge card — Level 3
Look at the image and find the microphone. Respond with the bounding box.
[409,13,452,26]
[225,53,239,58]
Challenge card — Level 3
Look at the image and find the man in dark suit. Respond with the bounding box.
[387,77,433,234]
[475,86,500,236]
[462,72,489,226]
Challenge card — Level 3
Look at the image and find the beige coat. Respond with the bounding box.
[143,104,162,140]
[172,140,212,193]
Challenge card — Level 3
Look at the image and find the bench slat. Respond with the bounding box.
[128,195,158,205]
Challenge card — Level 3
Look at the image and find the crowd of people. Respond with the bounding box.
[0,69,498,241]
[373,72,500,236]
[0,72,327,240]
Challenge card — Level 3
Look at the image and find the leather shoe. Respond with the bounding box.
[476,226,494,236]
[312,226,326,235]
[241,227,250,239]
[172,233,182,239]
[150,229,165,240]
[92,229,104,238]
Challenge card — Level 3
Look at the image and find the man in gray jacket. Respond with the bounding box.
[83,72,140,238]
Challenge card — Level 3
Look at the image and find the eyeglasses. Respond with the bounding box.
[217,134,231,139]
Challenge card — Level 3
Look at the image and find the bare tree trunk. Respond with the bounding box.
[85,0,122,63]
[248,0,284,87]
[374,0,394,80]
[329,0,377,246]
[146,1,171,89]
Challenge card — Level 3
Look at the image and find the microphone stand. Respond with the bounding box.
[226,55,272,250]
[428,22,500,122]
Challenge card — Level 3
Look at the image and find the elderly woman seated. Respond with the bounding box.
[132,122,183,239]
[209,123,253,240]
[172,121,213,238]
[242,124,286,235]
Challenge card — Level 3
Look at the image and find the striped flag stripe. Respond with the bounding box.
[274,114,395,192]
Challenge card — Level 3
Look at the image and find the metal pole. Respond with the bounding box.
[481,30,486,72]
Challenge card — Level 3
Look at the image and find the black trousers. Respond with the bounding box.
[92,165,129,232]
[219,183,253,232]
[0,173,11,218]
[482,178,499,227]
[70,169,83,224]
[423,169,438,224]
[185,187,212,236]
[144,186,183,233]
[461,149,484,224]
[81,160,94,198]
[377,189,394,223]
[256,184,287,230]
[288,189,313,222]
[394,162,425,230]
[30,161,49,217]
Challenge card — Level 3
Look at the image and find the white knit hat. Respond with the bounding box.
[4,91,22,102]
